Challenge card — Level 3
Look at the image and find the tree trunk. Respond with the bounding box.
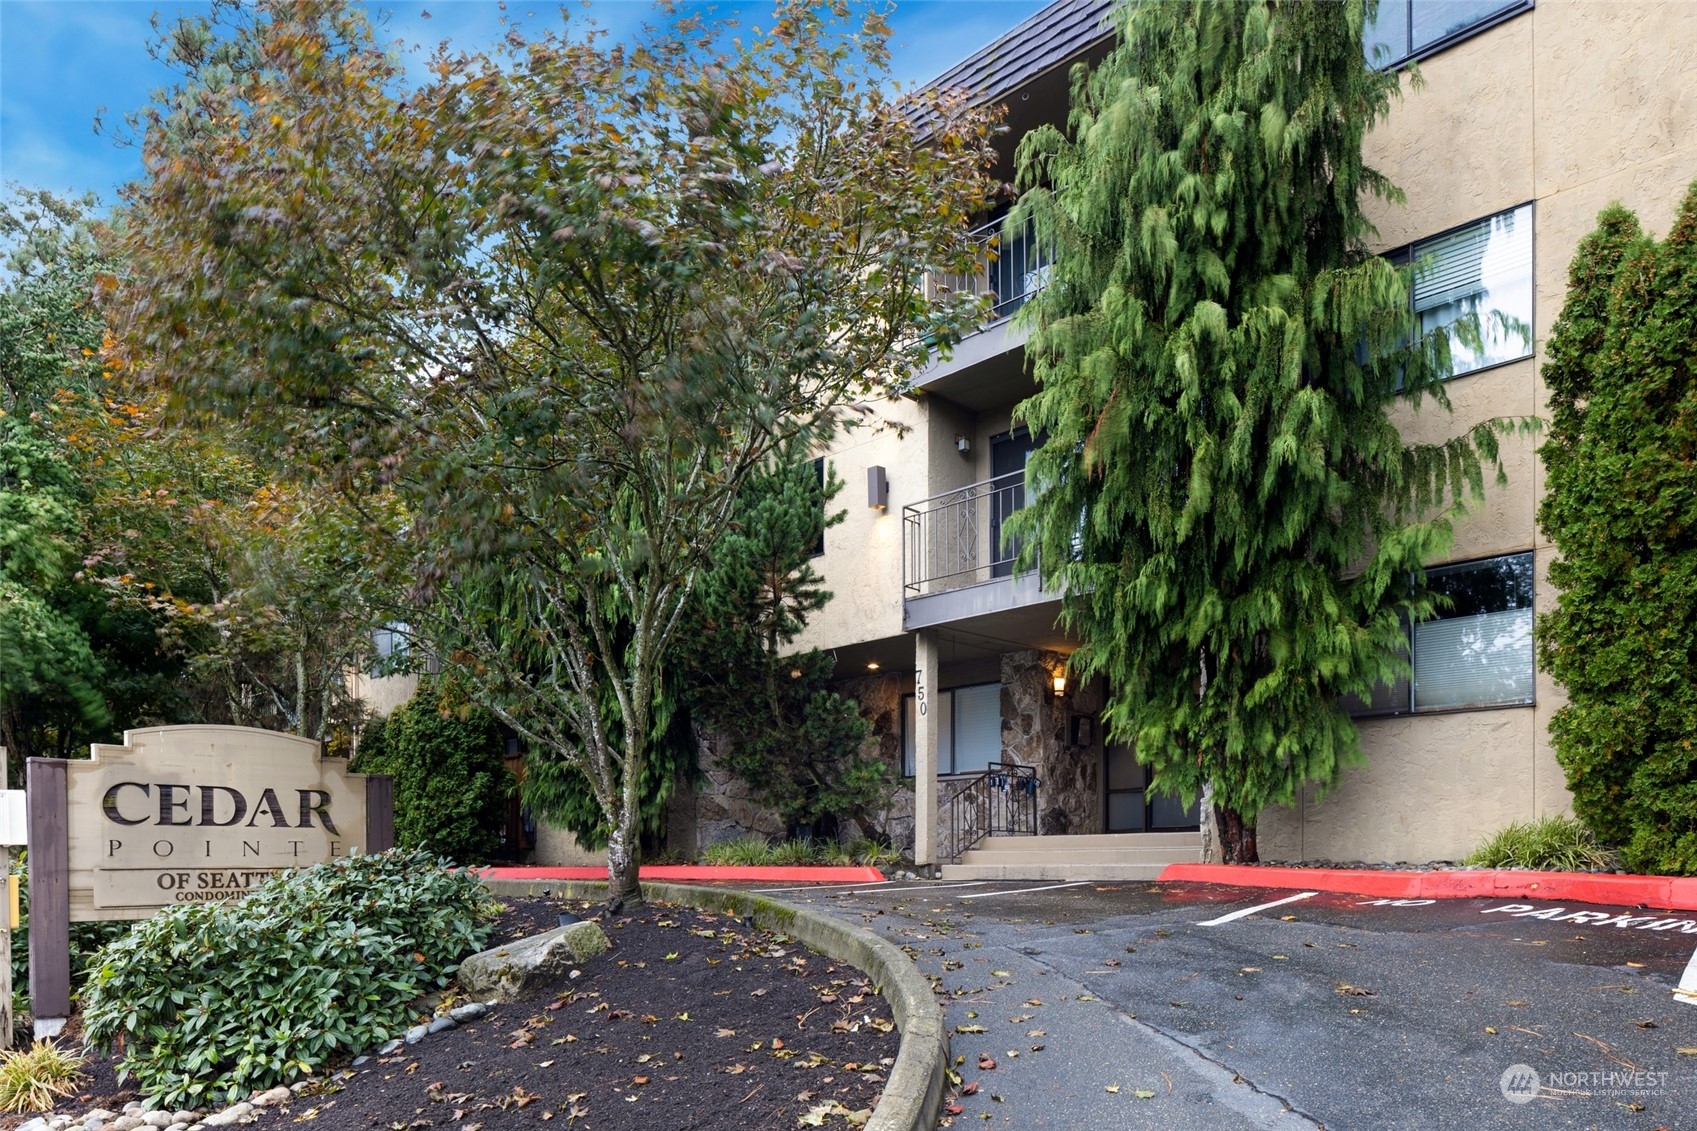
[604,821,643,913]
[1213,803,1259,863]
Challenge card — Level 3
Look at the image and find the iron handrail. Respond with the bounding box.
[941,761,1040,862]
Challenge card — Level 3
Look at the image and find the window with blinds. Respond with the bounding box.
[1401,204,1534,379]
[902,681,1005,776]
[1366,0,1531,68]
[1345,552,1535,717]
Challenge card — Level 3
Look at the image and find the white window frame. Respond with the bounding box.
[901,681,1004,777]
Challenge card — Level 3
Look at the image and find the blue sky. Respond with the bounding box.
[0,0,1050,206]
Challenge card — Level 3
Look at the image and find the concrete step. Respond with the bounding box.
[940,831,1202,881]
[958,846,1195,866]
[975,831,1201,852]
[938,861,1175,881]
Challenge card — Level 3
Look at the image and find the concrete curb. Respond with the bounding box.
[480,878,948,1131]
[476,864,887,884]
[1160,863,1697,911]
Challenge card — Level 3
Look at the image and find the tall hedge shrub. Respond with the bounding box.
[352,680,511,864]
[1537,183,1697,875]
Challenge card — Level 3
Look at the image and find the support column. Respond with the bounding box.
[914,631,940,868]
[26,758,69,1034]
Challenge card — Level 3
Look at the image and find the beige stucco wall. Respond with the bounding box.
[792,396,926,653]
[1261,1,1697,861]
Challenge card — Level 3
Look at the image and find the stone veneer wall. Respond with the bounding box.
[659,671,916,857]
[998,650,1103,837]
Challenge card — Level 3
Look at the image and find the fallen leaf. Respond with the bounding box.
[1104,1084,1120,1094]
[961,1082,979,1096]
[978,1055,996,1070]
[1134,1089,1156,1099]
[1334,983,1375,997]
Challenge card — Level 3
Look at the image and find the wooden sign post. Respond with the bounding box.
[27,726,393,1036]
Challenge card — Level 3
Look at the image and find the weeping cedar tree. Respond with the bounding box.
[1536,185,1697,876]
[1009,0,1521,861]
[114,1,997,905]
[681,451,887,843]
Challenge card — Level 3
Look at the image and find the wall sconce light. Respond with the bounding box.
[866,660,881,672]
[955,434,971,456]
[1051,672,1067,698]
[867,465,889,509]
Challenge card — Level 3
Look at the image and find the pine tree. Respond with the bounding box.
[681,452,886,842]
[1012,0,1515,859]
[1536,184,1697,876]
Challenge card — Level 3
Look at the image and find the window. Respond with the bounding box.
[1366,0,1531,68]
[902,682,1004,776]
[810,458,827,558]
[1394,204,1533,380]
[371,623,410,675]
[1347,552,1535,716]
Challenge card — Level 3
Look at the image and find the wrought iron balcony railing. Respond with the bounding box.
[922,214,1052,324]
[903,470,1034,596]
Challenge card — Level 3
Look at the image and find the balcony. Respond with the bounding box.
[902,471,1060,633]
[913,216,1051,411]
[924,214,1052,324]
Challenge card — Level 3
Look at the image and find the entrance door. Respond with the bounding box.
[1104,743,1202,831]
[989,429,1035,578]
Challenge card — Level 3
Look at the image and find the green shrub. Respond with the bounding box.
[1537,186,1697,875]
[1466,815,1615,872]
[844,839,904,868]
[0,1040,85,1113]
[700,835,776,866]
[768,838,821,866]
[352,679,512,864]
[80,849,493,1109]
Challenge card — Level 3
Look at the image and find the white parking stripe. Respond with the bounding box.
[959,881,1092,900]
[743,880,895,894]
[1677,945,1697,1006]
[1196,891,1319,926]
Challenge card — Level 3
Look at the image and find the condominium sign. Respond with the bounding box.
[62,726,378,918]
[27,725,393,1027]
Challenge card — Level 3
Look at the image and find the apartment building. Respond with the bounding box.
[792,0,1697,875]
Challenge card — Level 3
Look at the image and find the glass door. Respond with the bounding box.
[989,429,1035,578]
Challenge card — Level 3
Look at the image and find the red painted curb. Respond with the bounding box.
[475,864,887,884]
[1158,864,1697,911]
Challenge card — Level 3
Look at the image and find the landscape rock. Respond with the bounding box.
[404,1024,429,1045]
[18,1117,49,1131]
[455,921,611,1003]
[448,1002,488,1022]
[427,1017,456,1035]
[142,1112,174,1127]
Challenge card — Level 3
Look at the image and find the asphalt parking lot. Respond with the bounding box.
[753,878,1697,1130]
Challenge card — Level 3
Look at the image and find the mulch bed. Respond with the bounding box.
[38,897,900,1131]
